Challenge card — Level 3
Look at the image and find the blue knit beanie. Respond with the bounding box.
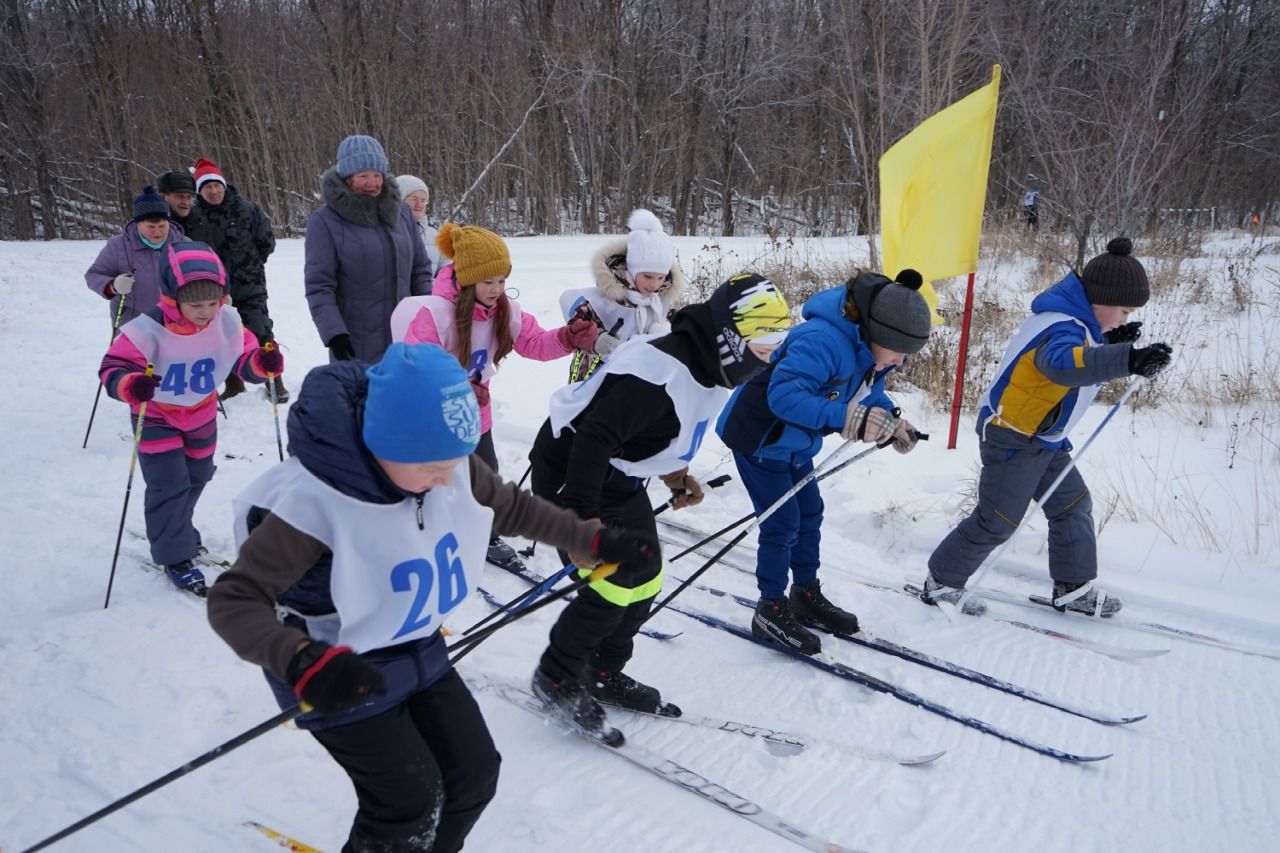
[132,185,170,222]
[363,343,481,463]
[336,135,390,179]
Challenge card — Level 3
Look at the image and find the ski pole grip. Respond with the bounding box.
[913,430,930,441]
[706,474,733,489]
[587,563,619,582]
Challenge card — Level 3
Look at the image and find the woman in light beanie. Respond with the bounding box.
[304,135,434,363]
[559,208,686,382]
[396,173,443,271]
[390,222,599,566]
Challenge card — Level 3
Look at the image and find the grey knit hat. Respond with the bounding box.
[1081,237,1150,307]
[850,269,932,354]
[176,278,225,304]
[336,135,390,178]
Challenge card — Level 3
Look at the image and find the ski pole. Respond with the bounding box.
[459,562,579,638]
[103,363,154,610]
[954,382,1140,615]
[652,474,733,516]
[263,341,284,462]
[448,564,617,664]
[82,292,130,449]
[20,702,304,853]
[515,463,532,489]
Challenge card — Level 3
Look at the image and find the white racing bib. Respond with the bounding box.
[120,306,245,406]
[234,457,493,653]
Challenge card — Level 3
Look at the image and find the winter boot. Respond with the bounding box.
[487,537,521,568]
[919,571,987,616]
[531,669,623,746]
[267,375,289,403]
[789,579,859,635]
[589,670,681,717]
[752,596,821,655]
[1052,580,1122,617]
[165,560,208,598]
[220,372,246,401]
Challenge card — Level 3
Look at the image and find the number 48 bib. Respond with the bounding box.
[119,305,246,406]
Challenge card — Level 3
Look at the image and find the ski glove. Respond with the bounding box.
[327,333,356,362]
[659,467,705,510]
[592,330,621,359]
[254,342,284,376]
[889,419,919,454]
[1103,321,1142,345]
[117,371,160,404]
[110,273,135,297]
[591,526,661,576]
[287,642,386,715]
[558,318,600,352]
[841,403,897,444]
[1128,342,1173,378]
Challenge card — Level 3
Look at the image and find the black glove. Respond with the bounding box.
[1104,321,1142,344]
[286,641,386,714]
[591,527,660,573]
[1128,342,1172,378]
[328,333,356,362]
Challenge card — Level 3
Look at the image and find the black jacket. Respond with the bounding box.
[197,184,276,303]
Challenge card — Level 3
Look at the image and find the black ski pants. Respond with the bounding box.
[310,669,500,853]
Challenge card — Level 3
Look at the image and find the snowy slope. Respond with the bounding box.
[1,235,1278,853]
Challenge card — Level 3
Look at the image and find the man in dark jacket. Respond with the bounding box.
[157,170,207,241]
[192,156,284,401]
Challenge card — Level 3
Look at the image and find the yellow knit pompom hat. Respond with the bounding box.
[436,222,512,287]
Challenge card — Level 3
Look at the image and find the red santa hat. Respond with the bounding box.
[190,157,225,191]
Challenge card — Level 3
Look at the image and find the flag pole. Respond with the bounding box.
[947,271,977,449]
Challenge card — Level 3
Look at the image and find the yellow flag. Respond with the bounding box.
[880,65,1001,323]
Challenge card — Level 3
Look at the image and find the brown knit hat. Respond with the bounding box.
[176,279,226,304]
[436,223,511,287]
[1081,237,1150,307]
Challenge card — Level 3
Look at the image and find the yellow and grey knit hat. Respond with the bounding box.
[436,223,512,287]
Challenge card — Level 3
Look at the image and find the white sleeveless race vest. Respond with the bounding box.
[233,456,492,653]
[547,338,727,477]
[979,311,1101,443]
[119,306,246,406]
[390,294,525,381]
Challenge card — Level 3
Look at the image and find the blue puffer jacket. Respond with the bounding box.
[717,286,896,465]
[253,361,450,730]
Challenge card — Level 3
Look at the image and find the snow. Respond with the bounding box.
[1,233,1278,852]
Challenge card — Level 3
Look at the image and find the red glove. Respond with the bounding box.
[254,343,284,376]
[558,318,600,352]
[117,371,160,404]
[471,379,491,407]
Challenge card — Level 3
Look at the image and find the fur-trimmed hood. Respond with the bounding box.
[320,167,404,229]
[589,237,687,306]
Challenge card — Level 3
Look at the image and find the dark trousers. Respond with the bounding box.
[311,669,501,853]
[529,431,661,681]
[137,421,216,566]
[732,452,823,600]
[473,431,499,473]
[232,292,274,344]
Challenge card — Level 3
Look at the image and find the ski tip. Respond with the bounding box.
[1101,714,1148,726]
[1071,752,1114,763]
[898,749,947,766]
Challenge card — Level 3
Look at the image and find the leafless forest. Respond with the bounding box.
[2,0,1276,254]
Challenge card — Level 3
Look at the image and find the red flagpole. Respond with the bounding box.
[947,272,977,449]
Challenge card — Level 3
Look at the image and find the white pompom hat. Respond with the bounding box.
[625,209,675,280]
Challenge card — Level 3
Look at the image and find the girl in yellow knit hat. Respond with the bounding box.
[391,222,599,565]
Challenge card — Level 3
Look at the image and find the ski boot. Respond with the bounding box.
[487,537,523,570]
[532,669,623,746]
[918,571,987,616]
[220,372,246,401]
[165,560,208,598]
[752,596,821,655]
[789,579,859,635]
[589,670,681,717]
[1052,580,1122,617]
[269,375,289,403]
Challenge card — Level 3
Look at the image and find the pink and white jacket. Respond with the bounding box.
[393,263,573,433]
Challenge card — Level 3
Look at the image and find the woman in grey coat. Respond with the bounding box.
[304,135,433,363]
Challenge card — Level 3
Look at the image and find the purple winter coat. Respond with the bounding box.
[84,221,187,327]
[304,169,433,363]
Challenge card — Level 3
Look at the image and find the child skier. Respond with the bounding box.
[528,273,792,737]
[99,241,282,596]
[559,208,687,382]
[390,222,599,567]
[920,237,1173,616]
[207,342,655,853]
[717,269,932,654]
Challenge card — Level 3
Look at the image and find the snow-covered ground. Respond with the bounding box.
[1,233,1278,852]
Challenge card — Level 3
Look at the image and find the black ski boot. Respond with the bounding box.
[165,560,208,598]
[532,669,623,746]
[752,596,821,655]
[589,670,681,717]
[487,537,522,569]
[789,579,859,635]
[919,571,986,616]
[1052,580,1122,617]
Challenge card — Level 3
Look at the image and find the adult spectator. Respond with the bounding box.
[396,174,442,271]
[157,170,207,240]
[84,185,186,328]
[192,156,283,401]
[305,136,432,363]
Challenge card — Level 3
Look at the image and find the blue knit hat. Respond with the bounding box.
[336,135,390,179]
[363,343,481,463]
[132,185,170,222]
